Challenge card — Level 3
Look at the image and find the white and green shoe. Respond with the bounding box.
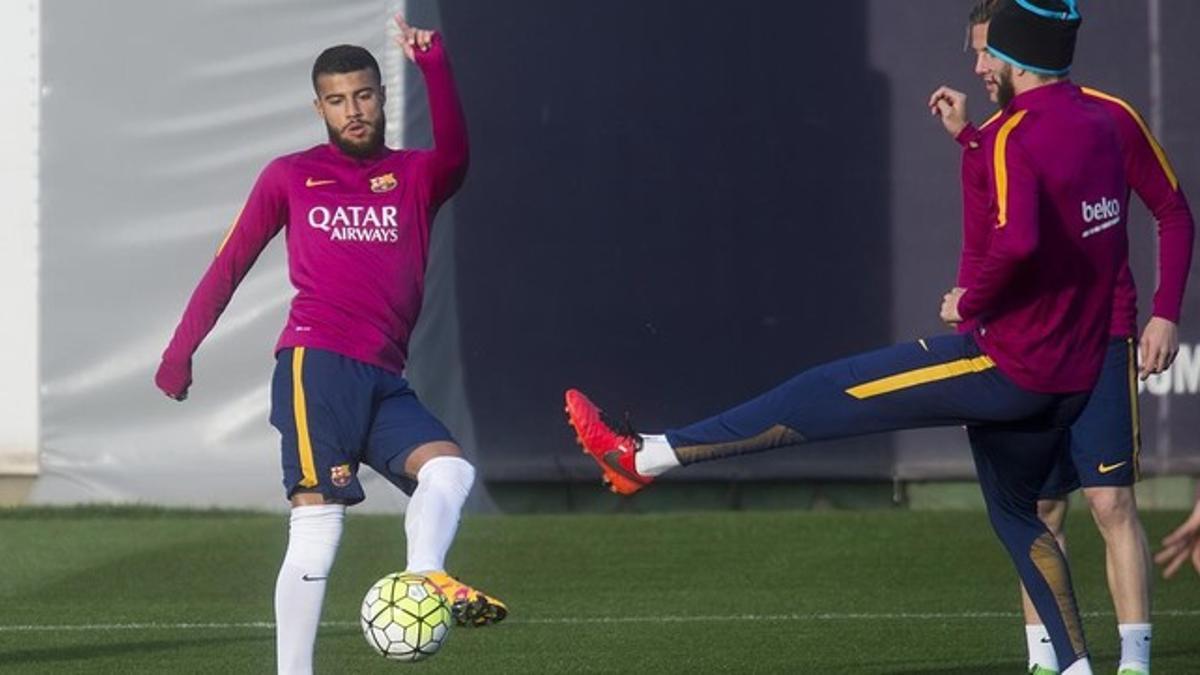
[1027,666,1058,675]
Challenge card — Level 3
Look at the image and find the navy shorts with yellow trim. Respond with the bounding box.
[270,347,455,504]
[1039,337,1140,498]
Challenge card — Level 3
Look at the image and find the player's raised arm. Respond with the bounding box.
[955,148,990,292]
[395,13,468,206]
[928,86,994,317]
[953,122,995,300]
[155,161,288,400]
[956,118,1039,322]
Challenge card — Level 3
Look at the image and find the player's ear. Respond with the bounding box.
[313,98,324,119]
[378,85,386,105]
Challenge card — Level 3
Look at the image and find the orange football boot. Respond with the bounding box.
[564,388,652,495]
[424,571,508,627]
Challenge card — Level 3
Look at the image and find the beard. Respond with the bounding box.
[327,114,386,158]
[995,64,1016,108]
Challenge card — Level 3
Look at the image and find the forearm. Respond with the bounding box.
[161,182,282,363]
[161,259,243,363]
[1118,101,1193,322]
[416,36,468,179]
[958,213,1036,321]
[957,254,1023,321]
[1150,199,1195,322]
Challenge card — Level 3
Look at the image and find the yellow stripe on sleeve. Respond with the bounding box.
[845,355,996,400]
[993,110,1028,229]
[1081,87,1179,191]
[215,206,246,257]
[292,347,319,488]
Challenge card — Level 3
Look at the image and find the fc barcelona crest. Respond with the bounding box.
[330,464,354,488]
[369,172,398,193]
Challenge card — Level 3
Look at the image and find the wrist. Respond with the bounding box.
[957,291,979,321]
[413,33,444,66]
[1149,313,1179,327]
[161,351,190,362]
[159,352,193,369]
[955,123,981,148]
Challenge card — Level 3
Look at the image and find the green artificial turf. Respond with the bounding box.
[1,507,1197,673]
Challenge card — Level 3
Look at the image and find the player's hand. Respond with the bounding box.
[928,86,969,138]
[155,358,193,402]
[940,287,966,326]
[1154,500,1200,579]
[1138,316,1179,380]
[394,13,435,63]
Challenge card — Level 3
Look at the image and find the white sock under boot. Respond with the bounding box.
[404,456,475,574]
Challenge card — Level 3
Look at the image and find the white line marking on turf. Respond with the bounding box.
[1,610,1198,632]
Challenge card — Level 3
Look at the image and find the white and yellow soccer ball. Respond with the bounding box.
[360,572,452,661]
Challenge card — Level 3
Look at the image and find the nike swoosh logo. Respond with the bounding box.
[305,178,336,188]
[601,452,644,484]
[301,574,327,582]
[1039,637,1052,644]
[1097,461,1128,474]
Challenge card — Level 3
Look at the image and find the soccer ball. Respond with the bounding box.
[360,572,452,661]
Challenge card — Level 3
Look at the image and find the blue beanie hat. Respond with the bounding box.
[987,0,1081,76]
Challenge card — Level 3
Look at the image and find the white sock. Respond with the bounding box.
[634,434,680,477]
[1026,624,1059,671]
[405,456,475,574]
[275,504,344,675]
[1062,657,1093,675]
[1118,623,1152,672]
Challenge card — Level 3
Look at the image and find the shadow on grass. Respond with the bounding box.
[878,645,1198,674]
[0,631,273,667]
[883,662,1025,675]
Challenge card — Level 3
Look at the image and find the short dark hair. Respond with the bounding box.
[969,0,1004,25]
[311,45,381,91]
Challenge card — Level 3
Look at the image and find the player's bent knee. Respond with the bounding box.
[404,441,463,477]
[1036,498,1069,536]
[1083,486,1137,530]
[415,455,476,496]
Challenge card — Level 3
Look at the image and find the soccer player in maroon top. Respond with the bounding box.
[566,1,1120,671]
[156,15,506,674]
[927,2,1194,671]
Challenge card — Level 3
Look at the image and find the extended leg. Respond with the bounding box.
[567,335,1053,494]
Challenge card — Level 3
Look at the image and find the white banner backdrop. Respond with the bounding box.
[0,0,39,476]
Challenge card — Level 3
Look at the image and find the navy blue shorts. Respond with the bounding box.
[269,347,455,504]
[1039,338,1140,498]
